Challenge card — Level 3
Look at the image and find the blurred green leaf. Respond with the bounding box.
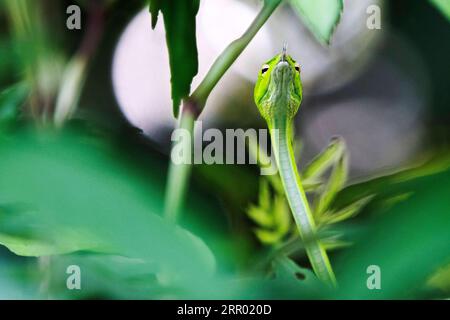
[332,169,450,299]
[0,257,37,299]
[289,0,343,45]
[44,253,162,299]
[259,178,271,210]
[319,195,374,225]
[248,206,273,229]
[254,228,283,244]
[253,195,291,245]
[248,179,292,245]
[332,153,450,211]
[427,262,450,294]
[0,83,28,123]
[148,0,200,117]
[271,256,327,295]
[0,127,215,289]
[54,56,88,127]
[429,0,450,21]
[0,38,15,83]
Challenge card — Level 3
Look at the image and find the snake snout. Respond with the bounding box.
[277,61,289,68]
[273,61,292,82]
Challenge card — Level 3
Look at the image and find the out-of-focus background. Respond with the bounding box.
[0,0,449,299]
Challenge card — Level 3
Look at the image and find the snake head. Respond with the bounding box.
[254,49,303,122]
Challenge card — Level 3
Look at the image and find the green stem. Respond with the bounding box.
[163,0,282,221]
[164,105,195,223]
[54,2,106,127]
[191,0,282,108]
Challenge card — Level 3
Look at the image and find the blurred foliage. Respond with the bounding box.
[390,0,450,120]
[289,0,343,45]
[427,263,450,295]
[247,178,292,244]
[3,0,66,120]
[0,127,215,297]
[0,83,28,124]
[333,168,450,299]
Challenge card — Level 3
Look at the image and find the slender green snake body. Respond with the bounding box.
[254,48,336,286]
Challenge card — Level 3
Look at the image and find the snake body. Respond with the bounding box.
[254,49,336,285]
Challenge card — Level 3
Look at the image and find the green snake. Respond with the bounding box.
[254,47,336,286]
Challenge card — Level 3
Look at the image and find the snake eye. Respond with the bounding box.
[295,64,301,73]
[261,64,270,74]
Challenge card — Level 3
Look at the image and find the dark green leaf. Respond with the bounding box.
[148,0,200,117]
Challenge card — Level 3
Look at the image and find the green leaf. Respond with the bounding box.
[427,262,450,294]
[148,0,200,117]
[272,195,291,234]
[248,206,274,228]
[44,253,163,299]
[0,127,215,287]
[0,83,28,123]
[259,178,271,210]
[252,195,291,245]
[254,228,283,244]
[289,0,343,45]
[148,0,162,29]
[332,169,450,299]
[314,152,348,217]
[332,152,450,211]
[319,195,374,225]
[302,136,345,182]
[0,257,37,299]
[429,0,450,21]
[248,178,292,245]
[272,256,327,293]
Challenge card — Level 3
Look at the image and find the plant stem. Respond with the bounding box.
[191,0,282,107]
[54,2,106,126]
[163,0,282,221]
[164,103,195,223]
